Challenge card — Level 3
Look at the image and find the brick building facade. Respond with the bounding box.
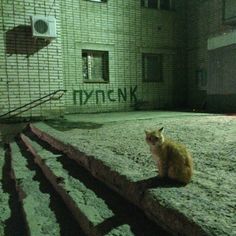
[0,0,235,118]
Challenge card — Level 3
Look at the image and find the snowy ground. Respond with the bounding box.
[45,111,236,235]
[0,111,236,235]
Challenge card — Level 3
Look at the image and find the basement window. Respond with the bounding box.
[82,50,109,83]
[142,53,163,82]
[141,0,175,10]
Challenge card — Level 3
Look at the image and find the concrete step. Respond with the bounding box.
[9,141,85,236]
[0,144,28,236]
[9,141,61,236]
[21,132,168,236]
[0,146,11,235]
[27,122,209,236]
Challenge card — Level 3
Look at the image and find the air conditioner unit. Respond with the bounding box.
[31,15,57,39]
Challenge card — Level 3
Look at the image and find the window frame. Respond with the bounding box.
[196,69,207,90]
[82,49,109,83]
[142,53,164,83]
[141,0,158,9]
[141,0,175,11]
[223,0,236,25]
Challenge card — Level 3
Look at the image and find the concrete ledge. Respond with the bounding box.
[0,147,11,235]
[21,133,166,236]
[28,123,207,236]
[9,142,60,236]
[20,133,112,236]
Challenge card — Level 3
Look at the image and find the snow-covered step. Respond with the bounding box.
[0,146,11,236]
[21,133,166,236]
[10,142,61,236]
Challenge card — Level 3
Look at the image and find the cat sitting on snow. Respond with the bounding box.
[145,127,193,184]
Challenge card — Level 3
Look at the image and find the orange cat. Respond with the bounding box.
[145,127,193,184]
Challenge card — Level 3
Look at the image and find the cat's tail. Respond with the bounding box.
[169,155,193,184]
[183,154,193,184]
[183,166,193,184]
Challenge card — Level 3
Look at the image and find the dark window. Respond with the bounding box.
[160,0,170,10]
[148,0,158,8]
[141,0,175,10]
[223,0,236,24]
[141,0,157,8]
[142,54,163,82]
[82,50,109,83]
[196,69,207,89]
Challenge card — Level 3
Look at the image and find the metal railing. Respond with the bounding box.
[0,89,67,119]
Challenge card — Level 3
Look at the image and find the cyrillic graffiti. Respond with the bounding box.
[73,86,137,105]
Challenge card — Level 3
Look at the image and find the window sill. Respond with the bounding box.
[141,7,176,12]
[142,81,164,83]
[83,80,109,84]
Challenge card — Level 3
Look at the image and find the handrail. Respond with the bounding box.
[0,89,67,119]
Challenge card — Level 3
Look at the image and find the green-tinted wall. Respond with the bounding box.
[187,0,236,112]
[0,0,187,117]
[3,0,235,117]
[61,0,187,113]
[0,0,65,118]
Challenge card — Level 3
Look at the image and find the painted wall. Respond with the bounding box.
[0,0,64,118]
[61,0,187,113]
[187,0,236,112]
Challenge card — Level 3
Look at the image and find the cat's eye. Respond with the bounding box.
[150,136,158,142]
[154,137,159,141]
[147,136,159,143]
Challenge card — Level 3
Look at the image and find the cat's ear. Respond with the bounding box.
[145,130,150,135]
[159,127,164,133]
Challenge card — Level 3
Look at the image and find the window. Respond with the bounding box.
[141,0,158,9]
[223,0,236,24]
[141,0,175,10]
[87,0,107,2]
[160,0,170,10]
[82,50,109,83]
[196,69,207,90]
[142,53,163,82]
